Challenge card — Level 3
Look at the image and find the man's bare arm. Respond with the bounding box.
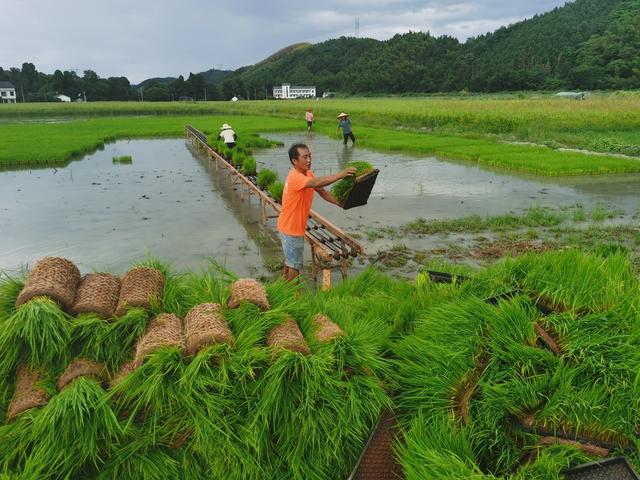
[315,187,340,206]
[305,167,356,189]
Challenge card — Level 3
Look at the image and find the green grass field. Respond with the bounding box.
[1,94,640,174]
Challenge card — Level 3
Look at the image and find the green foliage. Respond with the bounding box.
[256,168,278,189]
[330,161,373,205]
[241,156,257,175]
[112,155,132,164]
[268,181,284,203]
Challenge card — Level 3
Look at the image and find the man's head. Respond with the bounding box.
[288,143,311,173]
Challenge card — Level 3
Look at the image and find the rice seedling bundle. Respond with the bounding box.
[268,181,284,203]
[5,364,50,422]
[115,266,164,317]
[227,278,270,310]
[242,156,257,175]
[112,155,132,164]
[183,302,234,356]
[71,272,121,319]
[15,257,80,311]
[330,161,374,206]
[55,357,105,391]
[256,168,277,189]
[393,251,640,479]
[266,317,311,356]
[133,313,185,367]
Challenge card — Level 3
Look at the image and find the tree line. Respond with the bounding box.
[2,0,638,101]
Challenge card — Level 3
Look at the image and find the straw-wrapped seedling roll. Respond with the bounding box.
[15,257,81,311]
[115,266,164,317]
[71,273,121,319]
[266,317,310,355]
[108,359,135,389]
[184,303,234,356]
[134,313,185,367]
[56,358,105,391]
[228,278,270,310]
[6,364,50,421]
[311,313,344,343]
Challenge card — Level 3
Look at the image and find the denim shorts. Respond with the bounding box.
[280,232,304,271]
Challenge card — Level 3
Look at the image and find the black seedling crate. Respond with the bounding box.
[342,169,379,210]
[564,456,640,480]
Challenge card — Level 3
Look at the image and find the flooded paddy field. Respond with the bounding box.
[1,133,639,279]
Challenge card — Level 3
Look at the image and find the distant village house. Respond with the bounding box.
[273,83,316,99]
[0,81,17,103]
[55,94,71,102]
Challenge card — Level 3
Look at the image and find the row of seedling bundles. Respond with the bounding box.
[0,256,391,479]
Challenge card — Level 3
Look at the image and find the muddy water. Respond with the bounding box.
[255,133,640,230]
[2,134,639,277]
[0,139,282,276]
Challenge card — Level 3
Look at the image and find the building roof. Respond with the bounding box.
[0,81,15,89]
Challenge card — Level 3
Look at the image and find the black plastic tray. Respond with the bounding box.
[342,169,379,210]
[564,456,640,480]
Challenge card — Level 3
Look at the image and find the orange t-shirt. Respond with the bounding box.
[277,169,315,236]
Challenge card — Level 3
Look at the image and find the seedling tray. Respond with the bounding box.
[564,456,640,480]
[342,169,379,210]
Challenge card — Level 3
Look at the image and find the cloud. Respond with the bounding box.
[1,0,569,82]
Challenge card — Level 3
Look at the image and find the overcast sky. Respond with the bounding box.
[2,0,569,83]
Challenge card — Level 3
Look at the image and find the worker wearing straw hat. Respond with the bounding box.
[277,143,356,281]
[336,112,355,145]
[219,123,237,148]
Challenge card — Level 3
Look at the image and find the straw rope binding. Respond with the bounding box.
[56,358,106,391]
[71,273,121,319]
[109,360,136,388]
[6,364,50,421]
[115,267,164,317]
[15,257,81,311]
[266,318,310,355]
[134,313,185,366]
[184,303,234,355]
[227,278,270,310]
[312,313,344,342]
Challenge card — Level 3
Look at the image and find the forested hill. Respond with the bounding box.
[223,0,639,94]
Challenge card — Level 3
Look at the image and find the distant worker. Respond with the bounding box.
[337,112,355,145]
[305,108,314,132]
[277,143,356,281]
[219,123,237,148]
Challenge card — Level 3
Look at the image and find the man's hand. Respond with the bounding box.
[340,167,357,178]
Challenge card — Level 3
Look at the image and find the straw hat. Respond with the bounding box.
[337,112,348,118]
[220,123,232,130]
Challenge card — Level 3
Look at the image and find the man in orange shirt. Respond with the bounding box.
[277,143,356,281]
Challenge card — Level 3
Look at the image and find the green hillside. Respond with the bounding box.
[222,0,639,94]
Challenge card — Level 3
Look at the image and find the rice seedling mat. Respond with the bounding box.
[341,169,380,210]
[564,456,640,480]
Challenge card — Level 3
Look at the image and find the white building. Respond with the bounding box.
[0,81,17,103]
[55,94,71,102]
[272,83,316,99]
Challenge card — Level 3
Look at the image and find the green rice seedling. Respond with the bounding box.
[330,161,374,206]
[134,258,190,317]
[249,347,390,480]
[396,413,489,480]
[96,434,180,480]
[0,273,24,321]
[230,150,246,168]
[23,376,121,479]
[256,168,278,189]
[0,297,73,376]
[70,308,149,371]
[503,249,637,312]
[268,181,284,203]
[242,156,257,176]
[112,155,133,164]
